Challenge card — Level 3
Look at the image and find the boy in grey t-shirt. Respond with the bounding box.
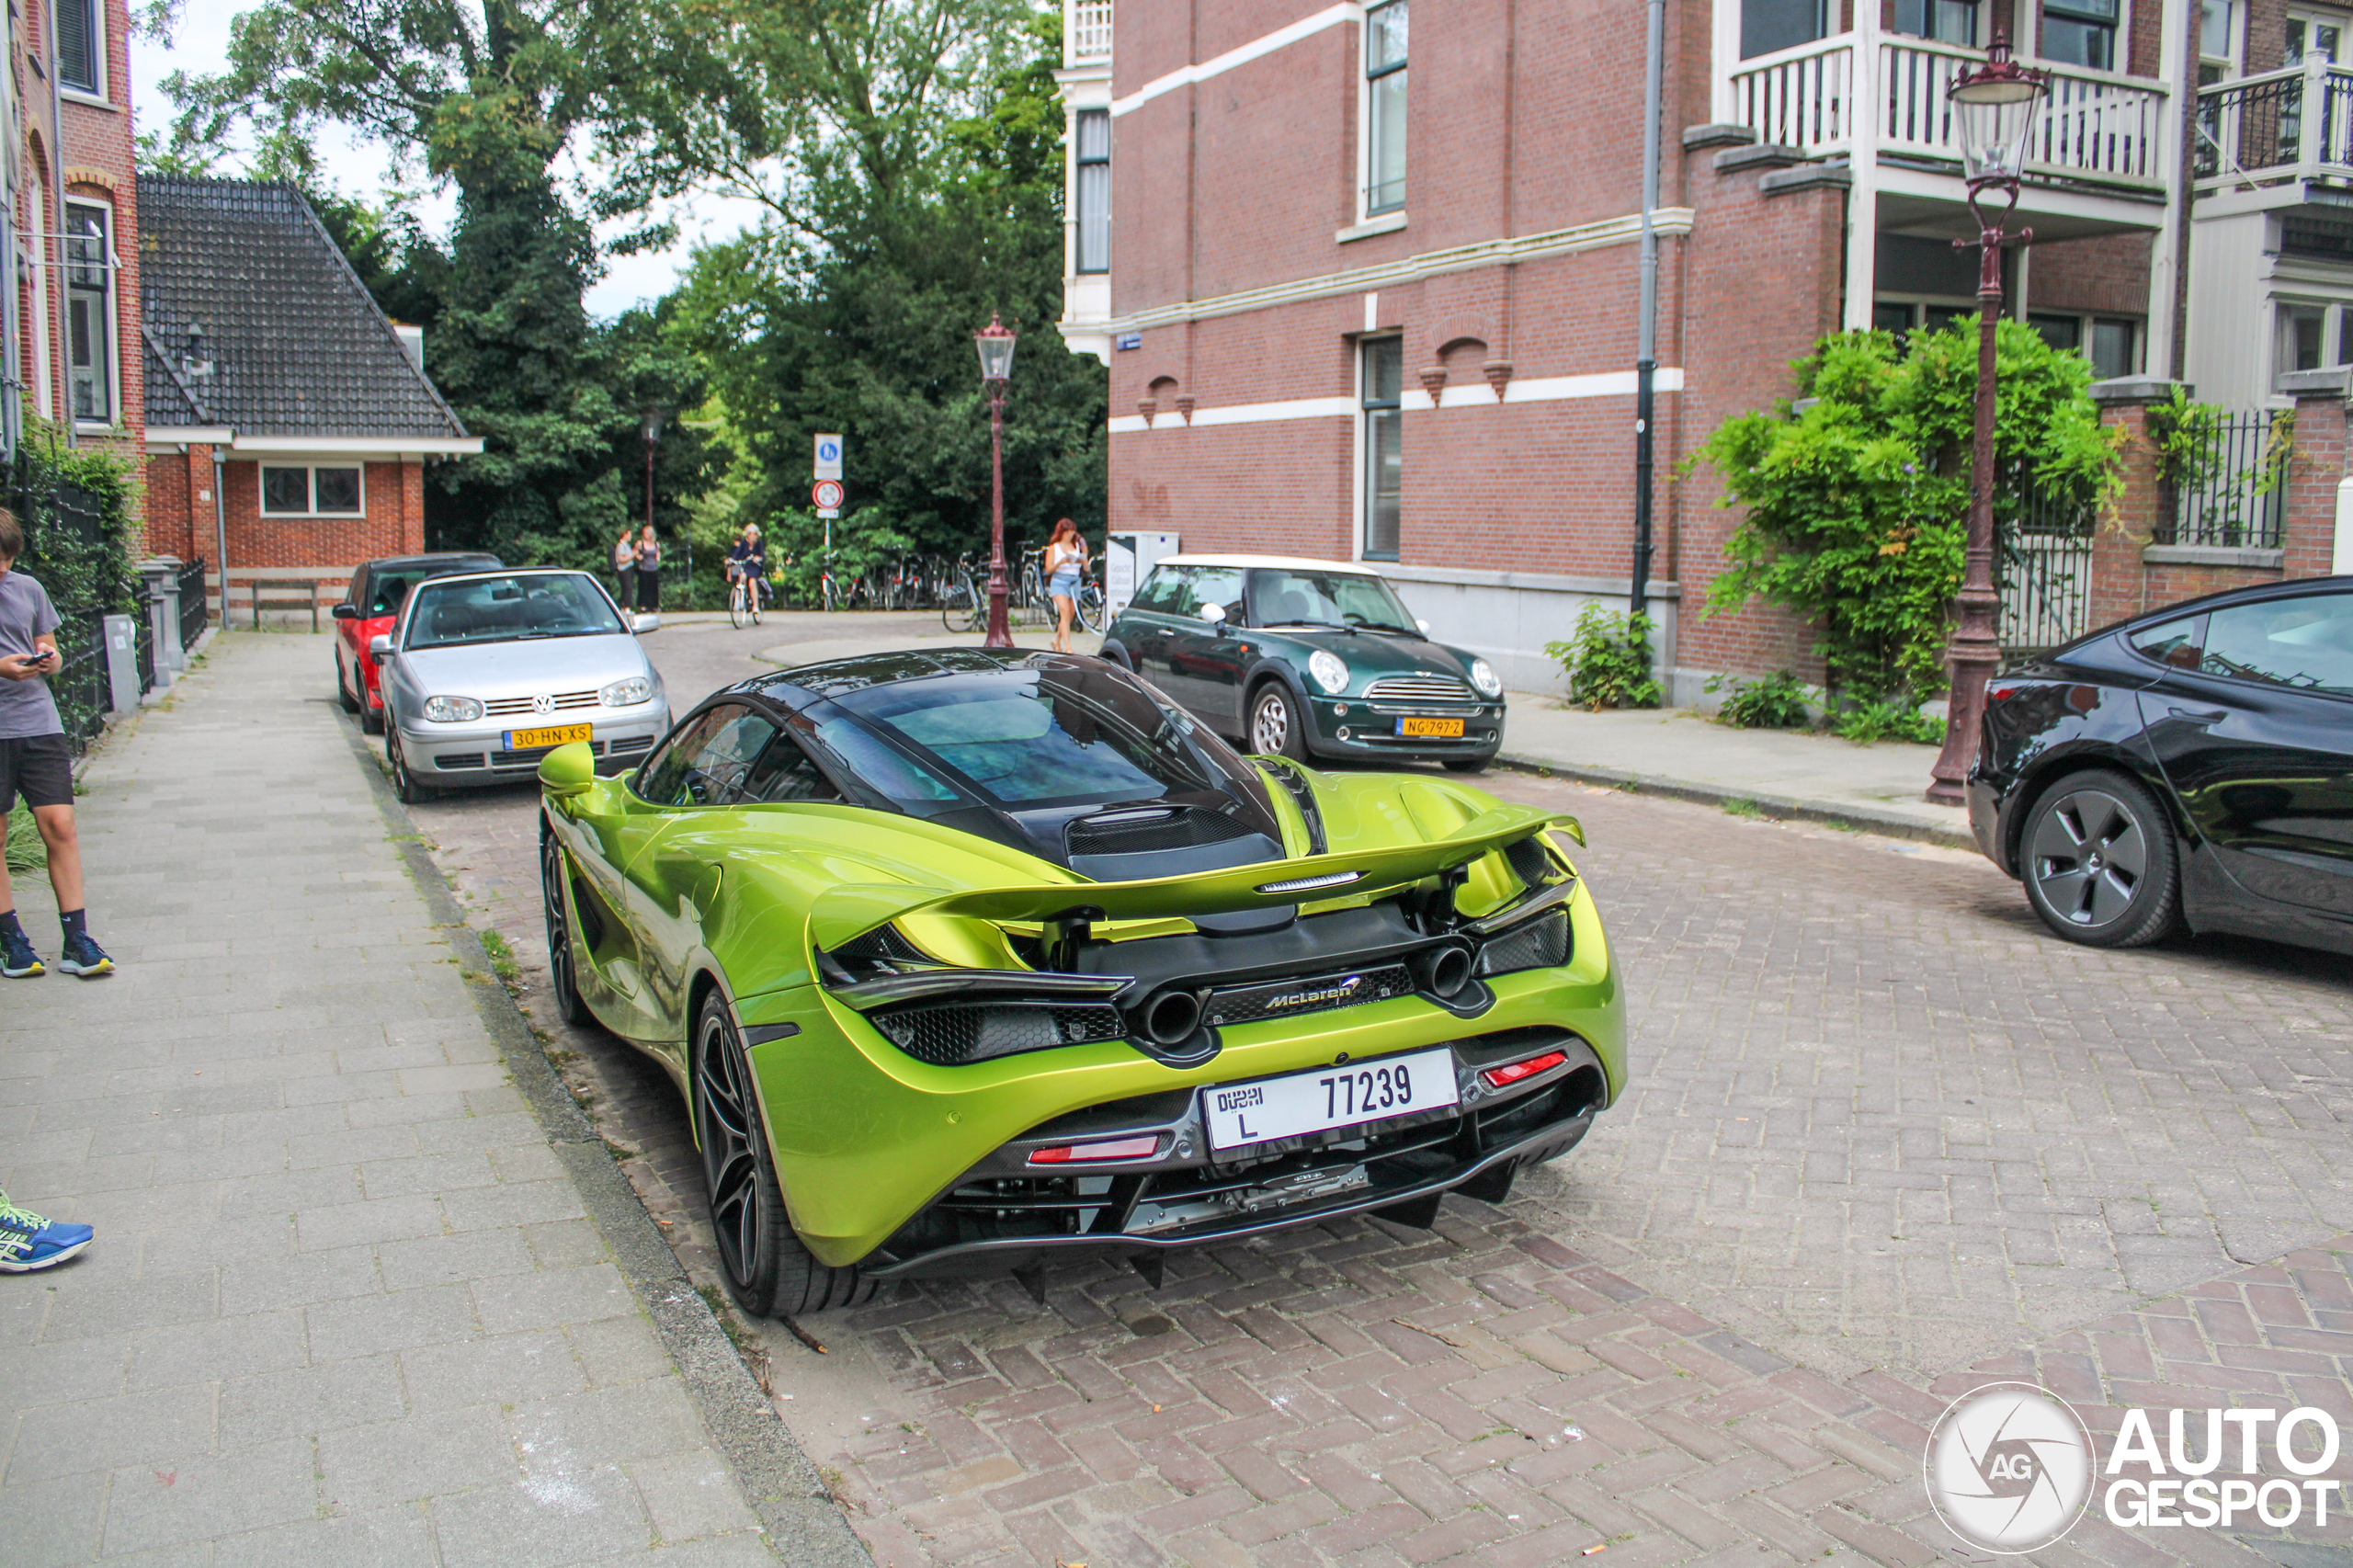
[0,509,113,978]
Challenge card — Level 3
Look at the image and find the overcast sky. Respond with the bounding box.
[131,0,765,318]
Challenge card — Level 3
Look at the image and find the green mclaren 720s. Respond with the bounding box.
[536,648,1625,1316]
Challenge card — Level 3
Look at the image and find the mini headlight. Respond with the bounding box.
[1470,658,1504,698]
[1308,649,1349,695]
[601,676,654,707]
[423,696,483,723]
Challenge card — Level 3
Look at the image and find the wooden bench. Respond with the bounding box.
[251,579,322,632]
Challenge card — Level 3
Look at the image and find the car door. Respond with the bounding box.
[1158,564,1250,731]
[2134,591,2353,918]
[623,704,785,1055]
[1118,565,1188,687]
[336,564,370,670]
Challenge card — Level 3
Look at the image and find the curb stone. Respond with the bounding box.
[332,712,875,1568]
[1492,747,1981,851]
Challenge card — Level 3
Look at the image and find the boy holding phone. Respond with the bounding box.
[0,509,111,978]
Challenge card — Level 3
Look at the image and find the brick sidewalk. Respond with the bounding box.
[0,634,821,1566]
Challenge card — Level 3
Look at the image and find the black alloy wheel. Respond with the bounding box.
[387,730,432,805]
[337,657,360,713]
[693,994,874,1317]
[540,834,587,1025]
[2019,768,2183,948]
[1249,683,1309,761]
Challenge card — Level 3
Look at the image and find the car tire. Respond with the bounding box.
[2019,768,2183,948]
[540,832,589,1027]
[337,656,360,713]
[693,993,874,1317]
[1248,682,1310,761]
[387,730,434,806]
[1443,757,1491,775]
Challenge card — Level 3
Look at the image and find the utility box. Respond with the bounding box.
[1104,531,1179,620]
[103,613,140,715]
[140,558,182,680]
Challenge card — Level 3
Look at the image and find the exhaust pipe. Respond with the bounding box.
[1134,987,1205,1048]
[1415,943,1475,1000]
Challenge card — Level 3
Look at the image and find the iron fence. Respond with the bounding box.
[2160,409,2289,549]
[1996,475,2097,654]
[49,607,111,755]
[133,584,158,696]
[2196,65,2353,182]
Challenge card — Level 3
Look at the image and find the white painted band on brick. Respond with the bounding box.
[1107,369,1686,432]
[1102,210,1697,335]
[1111,4,1361,118]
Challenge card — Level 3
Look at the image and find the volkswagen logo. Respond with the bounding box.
[530,694,555,715]
[1924,1382,2094,1552]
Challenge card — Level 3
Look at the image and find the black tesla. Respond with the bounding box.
[1968,576,2353,952]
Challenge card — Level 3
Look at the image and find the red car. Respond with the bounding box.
[332,552,502,732]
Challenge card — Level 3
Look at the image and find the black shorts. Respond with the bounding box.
[0,732,72,814]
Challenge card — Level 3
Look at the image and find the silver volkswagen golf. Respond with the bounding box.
[371,569,670,802]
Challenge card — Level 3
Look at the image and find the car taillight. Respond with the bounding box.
[1985,681,2025,703]
[1027,1135,1161,1165]
[1481,1051,1567,1090]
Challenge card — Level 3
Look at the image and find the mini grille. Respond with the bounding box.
[835,925,928,965]
[1364,675,1472,705]
[1203,963,1413,1028]
[870,1002,1128,1065]
[1478,910,1571,977]
[1067,807,1256,856]
[1504,835,1551,890]
[485,690,599,717]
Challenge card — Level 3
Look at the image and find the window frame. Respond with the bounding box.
[1360,0,1408,220]
[1074,108,1110,275]
[63,200,116,427]
[1893,0,1981,47]
[55,0,104,98]
[2040,0,2120,70]
[1358,335,1404,563]
[257,463,369,518]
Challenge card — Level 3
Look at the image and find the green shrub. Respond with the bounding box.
[6,804,41,873]
[1705,669,1813,729]
[1546,605,1662,711]
[1830,698,1944,745]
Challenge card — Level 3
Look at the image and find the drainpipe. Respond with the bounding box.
[1630,0,1663,631]
[211,447,227,625]
[47,5,67,449]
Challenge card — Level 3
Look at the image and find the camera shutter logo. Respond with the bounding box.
[1924,1382,2094,1552]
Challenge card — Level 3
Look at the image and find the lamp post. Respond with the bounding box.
[974,314,1018,650]
[640,406,668,601]
[1926,33,2045,807]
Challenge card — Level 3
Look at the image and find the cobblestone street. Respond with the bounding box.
[389,619,2353,1566]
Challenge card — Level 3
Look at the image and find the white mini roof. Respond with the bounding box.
[1156,553,1387,574]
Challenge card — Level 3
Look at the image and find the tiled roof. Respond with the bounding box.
[138,176,468,439]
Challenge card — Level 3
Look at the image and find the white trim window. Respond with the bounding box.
[1363,1,1408,217]
[56,0,102,97]
[1360,336,1403,561]
[63,203,115,426]
[260,464,367,517]
[1074,109,1110,274]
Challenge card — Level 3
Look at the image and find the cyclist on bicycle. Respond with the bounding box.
[724,524,767,610]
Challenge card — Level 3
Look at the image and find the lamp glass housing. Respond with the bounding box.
[1951,77,2044,184]
[641,409,667,444]
[974,323,1018,384]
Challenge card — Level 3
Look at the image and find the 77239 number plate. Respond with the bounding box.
[1201,1048,1460,1153]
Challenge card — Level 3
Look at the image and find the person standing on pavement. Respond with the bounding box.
[0,510,112,979]
[636,525,662,613]
[612,528,637,613]
[1045,517,1087,654]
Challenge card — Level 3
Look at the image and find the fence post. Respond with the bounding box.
[2277,368,2351,578]
[2085,377,2188,630]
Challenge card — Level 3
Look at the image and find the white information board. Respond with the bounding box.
[1105,531,1180,619]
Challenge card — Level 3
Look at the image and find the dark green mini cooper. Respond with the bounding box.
[1100,554,1506,772]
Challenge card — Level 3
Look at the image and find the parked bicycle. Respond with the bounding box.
[940,551,984,633]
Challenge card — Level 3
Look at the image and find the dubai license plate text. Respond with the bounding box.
[1201,1048,1460,1152]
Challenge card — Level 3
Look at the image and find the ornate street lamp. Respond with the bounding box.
[974,314,1018,650]
[1927,33,2046,807]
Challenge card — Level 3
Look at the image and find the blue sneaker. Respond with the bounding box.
[0,1199,93,1272]
[56,934,111,978]
[0,929,40,979]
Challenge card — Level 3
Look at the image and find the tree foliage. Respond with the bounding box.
[1692,322,2122,704]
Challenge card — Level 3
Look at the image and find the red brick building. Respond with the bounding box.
[137,176,481,619]
[1054,0,2306,698]
[6,0,145,475]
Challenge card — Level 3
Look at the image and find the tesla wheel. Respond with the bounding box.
[337,656,359,713]
[387,730,433,806]
[2019,768,2182,949]
[540,833,588,1026]
[1249,683,1309,761]
[693,994,874,1317]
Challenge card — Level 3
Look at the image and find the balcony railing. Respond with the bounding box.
[1068,0,1111,64]
[2196,57,2353,190]
[1727,33,2168,188]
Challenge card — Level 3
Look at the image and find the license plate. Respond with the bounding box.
[1201,1048,1460,1153]
[506,723,592,750]
[1395,716,1465,738]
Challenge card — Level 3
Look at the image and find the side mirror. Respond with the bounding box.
[1416,619,1431,634]
[1197,602,1227,628]
[369,633,393,665]
[632,612,661,634]
[539,740,597,797]
[331,602,360,621]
